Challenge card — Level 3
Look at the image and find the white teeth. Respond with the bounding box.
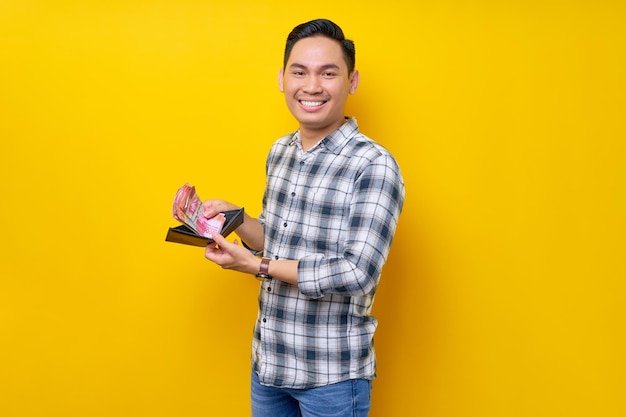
[300,100,324,107]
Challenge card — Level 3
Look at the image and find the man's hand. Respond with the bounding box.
[202,199,238,219]
[203,198,266,254]
[205,232,259,275]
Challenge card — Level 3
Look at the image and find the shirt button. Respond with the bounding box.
[262,318,267,323]
[267,287,271,292]
[300,161,305,166]
[283,222,288,227]
[291,192,296,197]
[274,255,279,260]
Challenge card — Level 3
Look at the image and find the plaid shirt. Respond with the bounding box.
[252,118,405,388]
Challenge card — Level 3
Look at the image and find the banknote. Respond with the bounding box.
[172,183,225,238]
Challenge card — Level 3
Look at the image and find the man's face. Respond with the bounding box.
[279,36,359,137]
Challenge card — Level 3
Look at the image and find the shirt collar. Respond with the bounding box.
[293,117,359,154]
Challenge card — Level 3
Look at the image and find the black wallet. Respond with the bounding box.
[165,208,244,247]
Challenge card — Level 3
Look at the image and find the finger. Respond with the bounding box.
[205,246,220,262]
[209,232,227,247]
[203,203,218,219]
[205,240,222,257]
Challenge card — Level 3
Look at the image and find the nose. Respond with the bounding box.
[303,75,323,94]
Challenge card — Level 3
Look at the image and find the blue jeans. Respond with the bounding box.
[251,370,372,417]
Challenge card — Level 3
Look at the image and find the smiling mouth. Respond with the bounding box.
[299,100,326,107]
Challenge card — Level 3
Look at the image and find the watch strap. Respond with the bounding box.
[256,257,271,279]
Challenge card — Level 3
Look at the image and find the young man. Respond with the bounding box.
[202,19,405,416]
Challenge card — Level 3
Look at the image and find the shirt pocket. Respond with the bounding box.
[303,187,350,254]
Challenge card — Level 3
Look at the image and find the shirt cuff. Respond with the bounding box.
[241,240,263,256]
[297,255,325,299]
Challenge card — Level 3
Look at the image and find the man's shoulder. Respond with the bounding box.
[334,119,396,159]
[264,132,297,165]
[274,132,297,146]
[343,132,398,161]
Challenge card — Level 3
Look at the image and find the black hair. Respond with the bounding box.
[283,19,356,74]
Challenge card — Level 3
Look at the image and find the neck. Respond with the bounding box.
[299,131,325,152]
[299,119,346,151]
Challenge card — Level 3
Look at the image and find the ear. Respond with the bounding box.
[349,70,360,95]
[278,68,284,92]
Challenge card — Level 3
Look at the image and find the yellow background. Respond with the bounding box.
[1,1,624,416]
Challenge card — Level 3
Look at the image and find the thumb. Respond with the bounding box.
[203,207,217,218]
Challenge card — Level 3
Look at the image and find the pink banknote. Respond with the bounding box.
[172,183,225,238]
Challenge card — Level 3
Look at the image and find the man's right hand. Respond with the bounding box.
[202,199,239,219]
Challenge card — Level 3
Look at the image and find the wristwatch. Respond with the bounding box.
[255,257,271,280]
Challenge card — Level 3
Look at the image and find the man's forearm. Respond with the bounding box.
[235,213,265,251]
[265,259,299,285]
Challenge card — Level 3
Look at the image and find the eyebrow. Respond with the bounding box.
[289,63,342,71]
